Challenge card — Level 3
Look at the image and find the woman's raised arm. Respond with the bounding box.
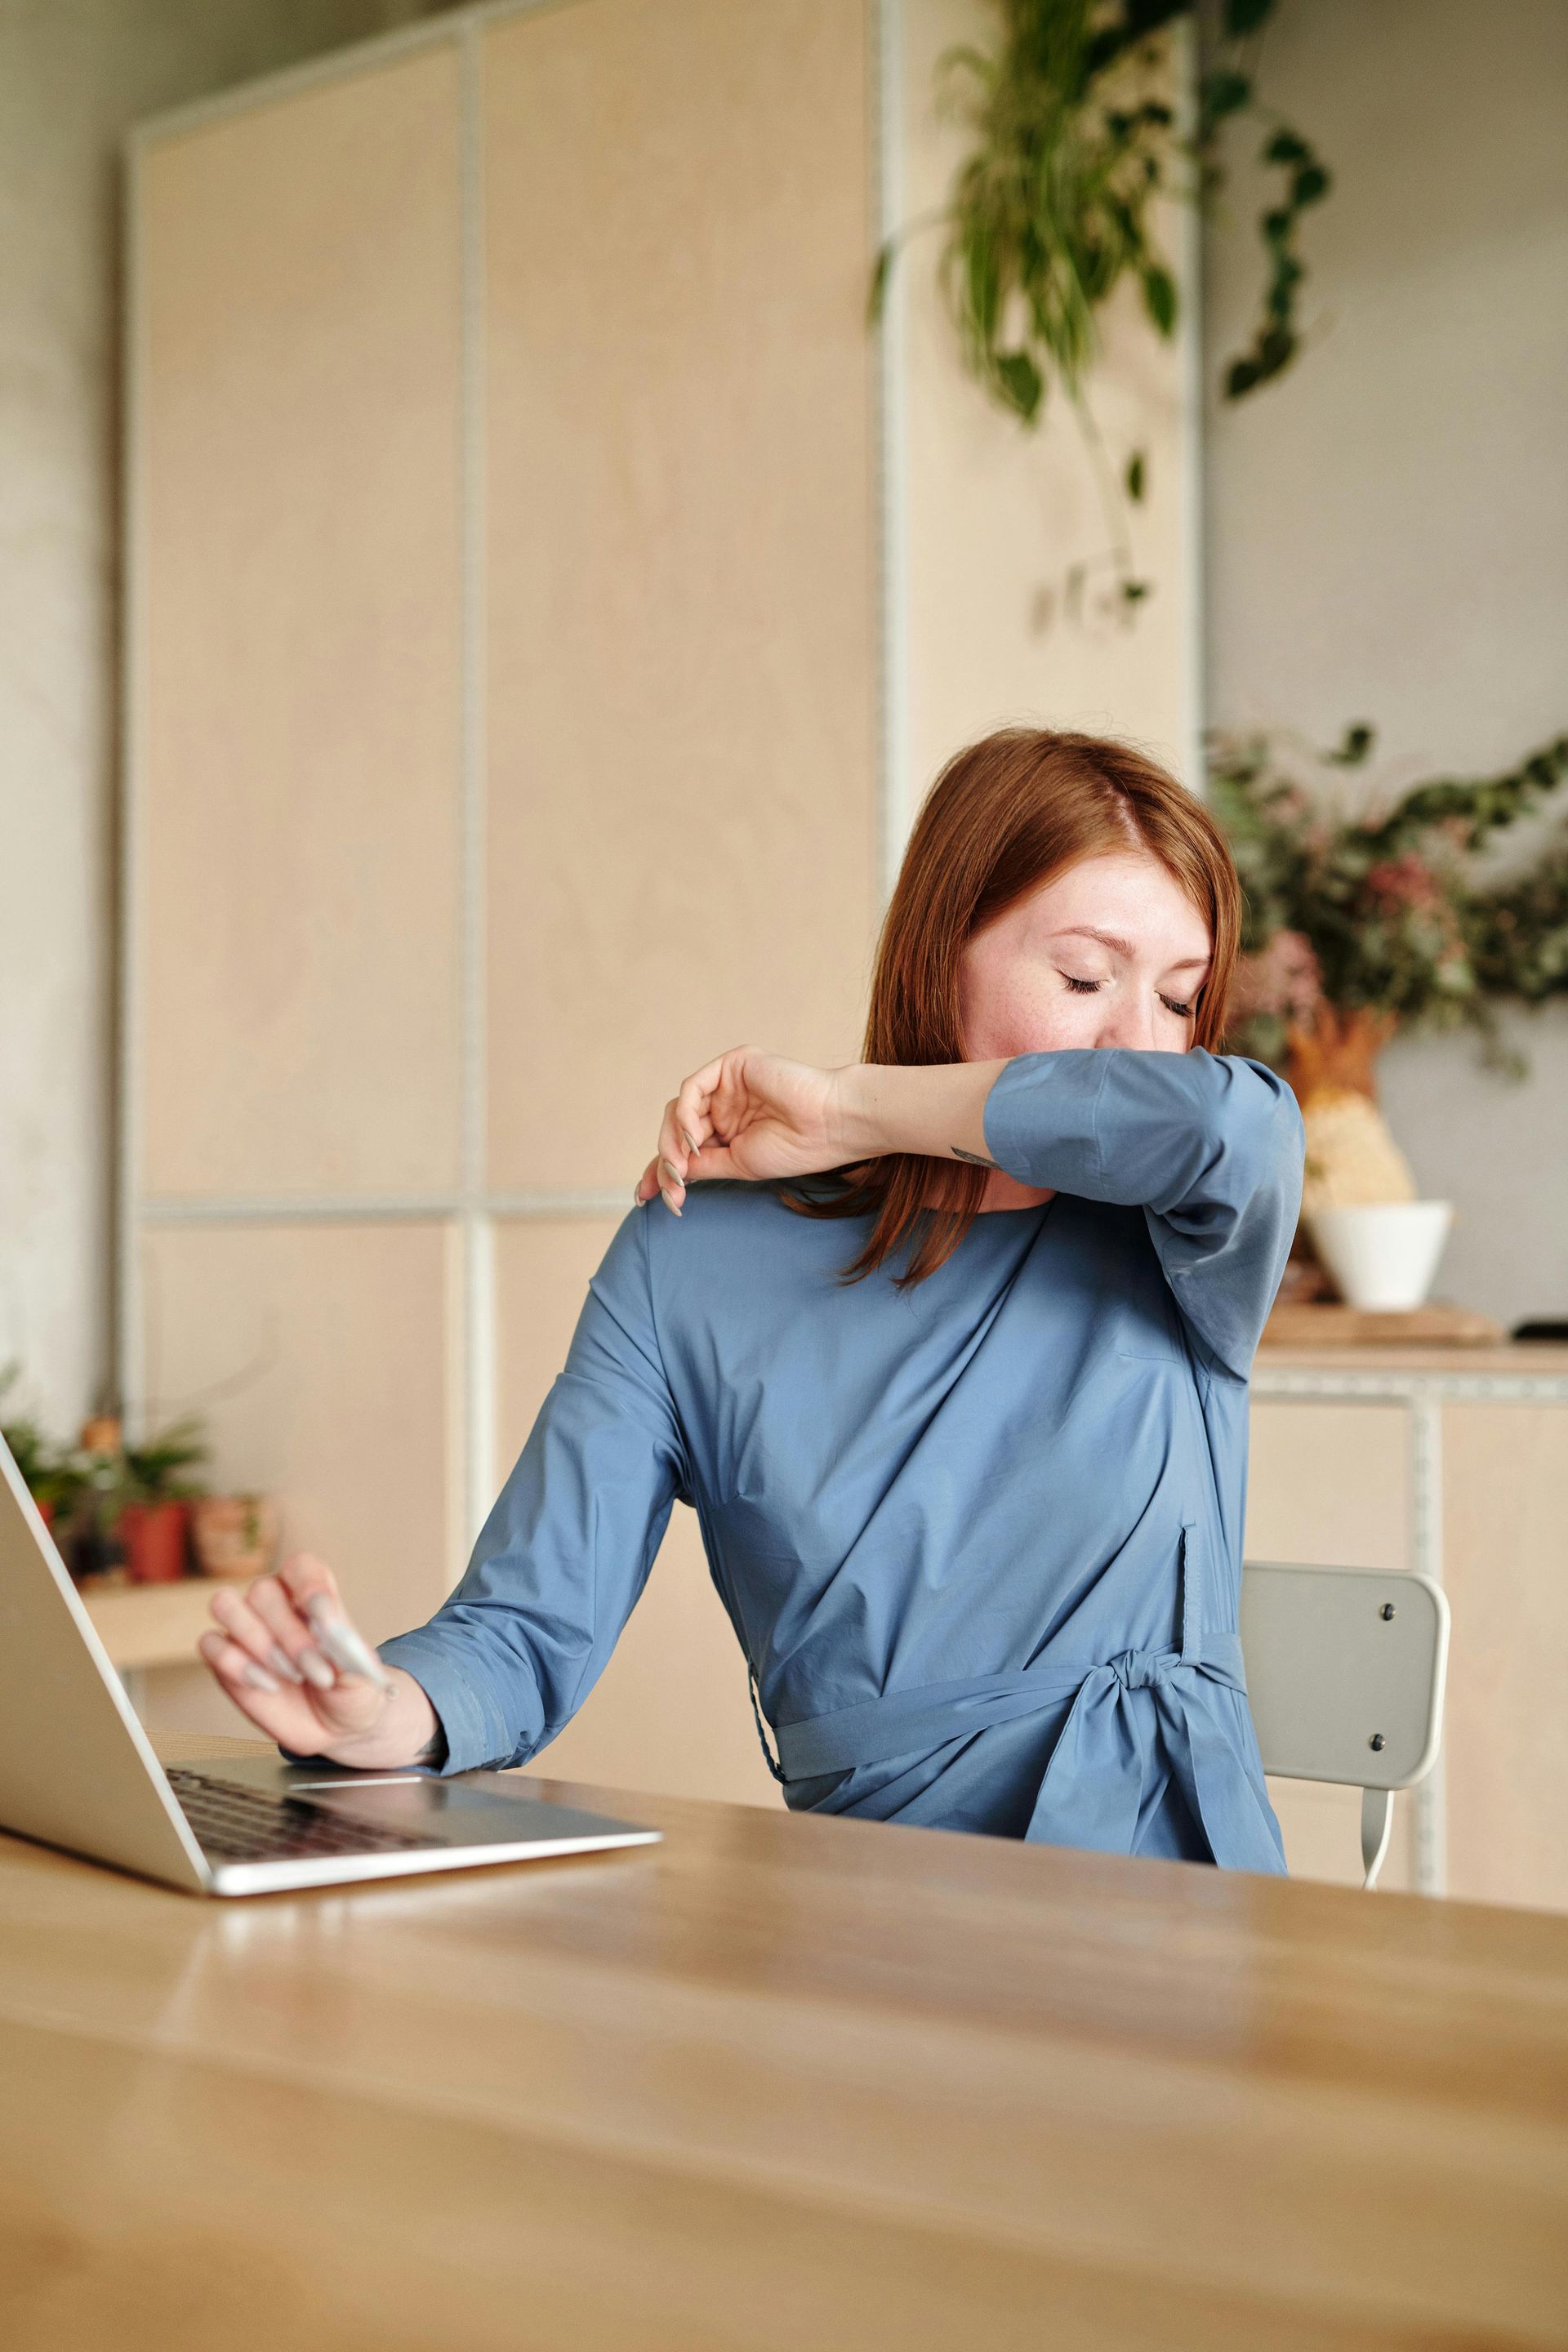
[640,1045,1303,1375]
[634,1049,1007,1211]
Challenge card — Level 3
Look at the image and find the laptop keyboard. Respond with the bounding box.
[167,1768,444,1864]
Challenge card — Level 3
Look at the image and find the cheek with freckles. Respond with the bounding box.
[960,947,1094,1059]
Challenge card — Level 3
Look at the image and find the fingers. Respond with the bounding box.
[635,1054,751,1216]
[207,1585,305,1686]
[197,1629,325,1746]
[198,1552,389,1748]
[675,1059,728,1158]
[245,1574,340,1692]
[278,1551,341,1615]
[634,1155,663,1209]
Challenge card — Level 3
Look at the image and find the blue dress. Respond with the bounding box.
[381,1049,1305,1870]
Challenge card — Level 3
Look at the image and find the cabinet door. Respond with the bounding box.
[136,46,465,1202]
[1441,1405,1568,1912]
[482,0,878,1196]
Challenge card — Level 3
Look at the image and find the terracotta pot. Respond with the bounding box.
[119,1500,191,1584]
[191,1494,278,1582]
[1285,1003,1397,1103]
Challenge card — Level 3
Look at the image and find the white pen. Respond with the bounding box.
[304,1592,394,1691]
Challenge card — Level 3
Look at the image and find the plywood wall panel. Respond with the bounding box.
[494,1216,779,1806]
[483,0,878,1194]
[138,49,465,1199]
[1441,1405,1568,1912]
[1245,1403,1410,1572]
[138,1221,458,1646]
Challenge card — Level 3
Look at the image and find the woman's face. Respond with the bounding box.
[959,851,1211,1062]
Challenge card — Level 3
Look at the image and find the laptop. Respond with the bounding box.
[0,1435,660,1896]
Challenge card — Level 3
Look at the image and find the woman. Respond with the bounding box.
[198,729,1304,1869]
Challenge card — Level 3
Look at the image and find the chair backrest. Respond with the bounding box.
[1240,1561,1449,1792]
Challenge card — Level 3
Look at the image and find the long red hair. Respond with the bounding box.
[786,728,1241,1284]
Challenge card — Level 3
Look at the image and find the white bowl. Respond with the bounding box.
[1307,1202,1454,1312]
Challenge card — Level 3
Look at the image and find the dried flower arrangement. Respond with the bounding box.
[1212,725,1568,1217]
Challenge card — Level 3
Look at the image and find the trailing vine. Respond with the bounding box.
[874,0,1330,616]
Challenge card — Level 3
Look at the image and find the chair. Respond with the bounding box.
[1240,1561,1450,1889]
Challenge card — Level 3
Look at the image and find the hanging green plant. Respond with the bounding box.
[873,0,1330,613]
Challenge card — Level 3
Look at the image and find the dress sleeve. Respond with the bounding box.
[378,1209,688,1772]
[983,1048,1304,1378]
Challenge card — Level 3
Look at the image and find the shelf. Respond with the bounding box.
[80,1578,219,1670]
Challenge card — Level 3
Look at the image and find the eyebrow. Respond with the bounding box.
[1049,925,1211,973]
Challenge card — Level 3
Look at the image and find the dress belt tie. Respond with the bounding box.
[747,1535,1284,1873]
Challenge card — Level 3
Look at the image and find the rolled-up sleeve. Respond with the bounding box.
[984,1049,1304,1378]
[379,1209,688,1773]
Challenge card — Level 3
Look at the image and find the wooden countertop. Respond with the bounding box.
[4,1732,1567,2351]
[1256,1339,1568,1377]
[78,1575,217,1668]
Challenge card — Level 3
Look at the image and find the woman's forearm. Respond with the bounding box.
[837,1061,1008,1165]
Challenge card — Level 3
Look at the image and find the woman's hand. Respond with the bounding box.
[635,1051,1010,1212]
[635,1048,858,1212]
[196,1552,439,1768]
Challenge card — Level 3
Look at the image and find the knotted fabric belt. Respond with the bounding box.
[748,1539,1283,1873]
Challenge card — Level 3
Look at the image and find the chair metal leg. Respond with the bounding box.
[1361,1787,1394,1889]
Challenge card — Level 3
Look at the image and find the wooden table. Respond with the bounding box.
[3,1735,1566,2351]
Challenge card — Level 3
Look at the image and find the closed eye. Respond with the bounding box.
[1160,995,1194,1019]
[1062,973,1100,994]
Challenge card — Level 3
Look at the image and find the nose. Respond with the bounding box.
[1095,989,1160,1051]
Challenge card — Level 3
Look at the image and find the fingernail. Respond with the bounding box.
[299,1646,336,1690]
[661,1188,682,1217]
[243,1663,281,1694]
[680,1129,700,1156]
[266,1643,304,1684]
[660,1158,684,1189]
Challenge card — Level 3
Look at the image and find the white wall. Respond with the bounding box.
[0,0,456,1435]
[1203,0,1568,1325]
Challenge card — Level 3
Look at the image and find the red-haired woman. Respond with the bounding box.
[199,732,1303,1871]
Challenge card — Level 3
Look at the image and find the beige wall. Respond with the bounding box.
[0,0,459,1439]
[1203,0,1568,1328]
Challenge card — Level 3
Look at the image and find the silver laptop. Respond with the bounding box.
[0,1436,659,1895]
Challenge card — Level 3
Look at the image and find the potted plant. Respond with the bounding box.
[0,1368,90,1535]
[191,1491,279,1582]
[1214,724,1568,1307]
[114,1417,210,1584]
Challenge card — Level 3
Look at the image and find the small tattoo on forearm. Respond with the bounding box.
[951,1146,996,1168]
